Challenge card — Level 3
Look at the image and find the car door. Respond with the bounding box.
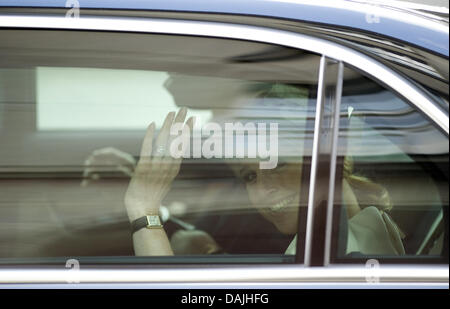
[0,12,448,288]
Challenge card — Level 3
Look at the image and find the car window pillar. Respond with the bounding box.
[303,56,343,267]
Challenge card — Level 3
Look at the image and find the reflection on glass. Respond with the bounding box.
[36,67,212,130]
[333,68,448,259]
[0,32,320,260]
[5,29,446,263]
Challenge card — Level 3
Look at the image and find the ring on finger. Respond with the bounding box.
[155,145,166,156]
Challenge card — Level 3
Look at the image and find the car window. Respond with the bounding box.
[330,66,448,262]
[0,29,320,264]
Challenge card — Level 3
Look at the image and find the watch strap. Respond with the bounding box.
[131,215,163,234]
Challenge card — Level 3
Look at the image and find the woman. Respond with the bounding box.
[123,107,405,256]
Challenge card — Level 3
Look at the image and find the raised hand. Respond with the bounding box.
[124,108,194,222]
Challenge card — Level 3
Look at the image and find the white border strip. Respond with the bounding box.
[0,265,447,284]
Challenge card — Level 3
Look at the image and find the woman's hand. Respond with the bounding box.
[124,108,194,222]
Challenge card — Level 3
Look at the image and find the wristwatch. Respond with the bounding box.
[131,215,163,234]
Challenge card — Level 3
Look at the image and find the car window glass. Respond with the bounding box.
[0,30,320,264]
[331,67,448,262]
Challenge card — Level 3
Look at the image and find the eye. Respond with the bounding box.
[242,171,257,184]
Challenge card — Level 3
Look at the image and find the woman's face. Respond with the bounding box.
[236,161,303,235]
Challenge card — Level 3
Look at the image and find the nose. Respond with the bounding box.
[257,170,278,194]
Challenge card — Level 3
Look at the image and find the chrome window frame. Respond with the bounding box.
[304,57,344,267]
[0,15,447,135]
[0,14,448,286]
[0,265,447,287]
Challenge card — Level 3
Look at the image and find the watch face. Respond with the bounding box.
[147,215,161,227]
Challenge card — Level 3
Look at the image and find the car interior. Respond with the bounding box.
[0,29,447,262]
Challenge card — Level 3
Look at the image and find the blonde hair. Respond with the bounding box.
[343,156,392,212]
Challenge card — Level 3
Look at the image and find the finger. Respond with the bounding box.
[81,166,91,187]
[80,179,90,187]
[184,116,195,158]
[84,156,93,166]
[186,115,195,133]
[80,169,100,187]
[173,116,195,163]
[153,111,176,157]
[173,107,188,125]
[117,164,134,177]
[167,108,189,157]
[167,108,188,146]
[83,166,93,178]
[139,122,156,160]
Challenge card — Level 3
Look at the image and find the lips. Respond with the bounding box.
[269,194,297,213]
